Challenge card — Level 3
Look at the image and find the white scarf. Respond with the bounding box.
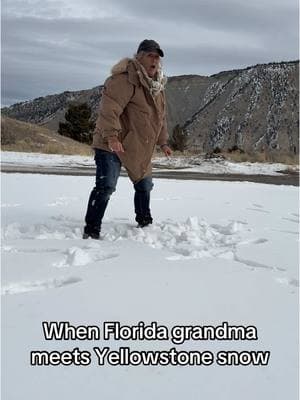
[133,58,167,97]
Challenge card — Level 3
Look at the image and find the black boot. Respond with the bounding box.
[82,225,100,240]
[134,177,154,228]
[135,214,153,228]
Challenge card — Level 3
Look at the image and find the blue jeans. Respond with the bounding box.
[84,149,153,232]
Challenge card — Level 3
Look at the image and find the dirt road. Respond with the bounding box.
[2,164,299,186]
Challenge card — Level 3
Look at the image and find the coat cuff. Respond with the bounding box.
[101,130,120,139]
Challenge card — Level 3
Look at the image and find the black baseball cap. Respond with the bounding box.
[137,39,164,57]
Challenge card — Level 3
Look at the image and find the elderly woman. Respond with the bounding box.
[83,40,172,239]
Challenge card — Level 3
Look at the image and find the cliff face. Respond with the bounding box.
[180,62,299,155]
[2,61,299,156]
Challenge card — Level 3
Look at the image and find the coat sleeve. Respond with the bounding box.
[95,74,134,140]
[156,114,168,146]
[156,91,168,146]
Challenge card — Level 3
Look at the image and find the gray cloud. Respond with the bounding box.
[108,0,296,32]
[1,0,298,106]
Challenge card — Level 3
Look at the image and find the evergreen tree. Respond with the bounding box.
[58,102,95,144]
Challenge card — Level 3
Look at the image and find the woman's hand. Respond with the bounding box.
[108,136,124,153]
[160,144,172,157]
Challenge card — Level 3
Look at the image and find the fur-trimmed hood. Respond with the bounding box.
[110,57,167,96]
[111,58,131,75]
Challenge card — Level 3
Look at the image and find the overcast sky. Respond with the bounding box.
[1,0,299,106]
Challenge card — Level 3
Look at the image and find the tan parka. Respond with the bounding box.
[92,58,168,183]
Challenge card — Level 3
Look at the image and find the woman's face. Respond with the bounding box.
[138,52,160,78]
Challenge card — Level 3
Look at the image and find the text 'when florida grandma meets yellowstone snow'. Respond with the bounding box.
[29,321,271,367]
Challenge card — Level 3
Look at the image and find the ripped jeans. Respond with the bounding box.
[84,149,153,232]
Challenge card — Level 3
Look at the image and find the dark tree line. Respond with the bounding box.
[59,104,189,151]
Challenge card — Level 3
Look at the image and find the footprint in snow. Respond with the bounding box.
[2,245,17,253]
[281,217,298,224]
[246,208,270,214]
[2,222,82,240]
[53,246,118,268]
[252,203,264,208]
[234,255,286,272]
[275,277,299,288]
[46,196,79,207]
[1,276,82,296]
[104,218,245,261]
[271,228,298,235]
[237,238,268,246]
[4,247,60,254]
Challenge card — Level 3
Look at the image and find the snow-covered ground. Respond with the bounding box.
[1,171,299,400]
[1,151,94,168]
[2,150,298,175]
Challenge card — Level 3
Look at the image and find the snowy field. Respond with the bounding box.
[1,171,299,399]
[2,150,298,175]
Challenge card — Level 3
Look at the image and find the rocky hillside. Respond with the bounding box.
[180,62,299,155]
[2,61,299,156]
[1,87,102,132]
